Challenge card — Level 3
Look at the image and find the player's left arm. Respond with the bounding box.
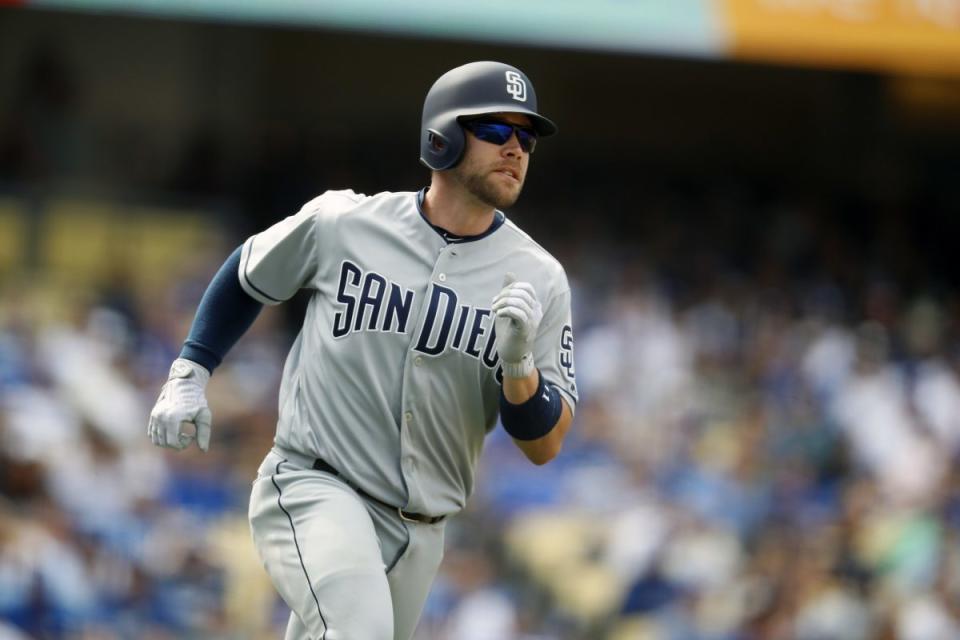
[502,373,573,465]
[493,274,577,465]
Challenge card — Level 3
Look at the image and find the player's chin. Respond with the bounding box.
[491,185,521,209]
[489,174,524,207]
[466,172,522,209]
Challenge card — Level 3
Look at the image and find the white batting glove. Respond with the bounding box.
[147,358,213,452]
[492,273,542,378]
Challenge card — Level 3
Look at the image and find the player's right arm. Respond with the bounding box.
[147,246,265,451]
[148,195,333,451]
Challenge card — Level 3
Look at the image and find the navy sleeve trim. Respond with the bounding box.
[241,237,284,303]
[178,245,264,373]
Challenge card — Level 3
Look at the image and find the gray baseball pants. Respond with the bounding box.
[249,448,446,640]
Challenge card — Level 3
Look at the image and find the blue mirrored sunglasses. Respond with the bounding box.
[462,119,538,153]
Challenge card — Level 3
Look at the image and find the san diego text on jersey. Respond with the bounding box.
[332,259,501,370]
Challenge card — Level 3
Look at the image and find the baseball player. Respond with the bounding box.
[147,61,578,640]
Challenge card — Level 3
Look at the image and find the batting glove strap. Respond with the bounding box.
[168,358,211,387]
[499,370,563,441]
[500,352,535,378]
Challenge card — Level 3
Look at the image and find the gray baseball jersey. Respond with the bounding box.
[238,188,577,517]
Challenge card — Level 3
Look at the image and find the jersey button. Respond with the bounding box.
[438,273,446,282]
[404,411,413,423]
[414,356,424,367]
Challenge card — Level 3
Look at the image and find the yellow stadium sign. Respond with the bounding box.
[723,0,960,76]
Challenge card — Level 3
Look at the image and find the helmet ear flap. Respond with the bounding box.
[427,131,446,151]
[421,126,465,171]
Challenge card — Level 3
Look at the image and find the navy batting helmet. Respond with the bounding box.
[419,61,558,171]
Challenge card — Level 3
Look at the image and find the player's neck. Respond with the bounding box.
[422,179,496,237]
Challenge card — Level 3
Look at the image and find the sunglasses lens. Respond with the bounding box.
[516,130,537,153]
[465,120,538,153]
[469,122,513,145]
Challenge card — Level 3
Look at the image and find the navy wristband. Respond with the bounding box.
[499,370,563,441]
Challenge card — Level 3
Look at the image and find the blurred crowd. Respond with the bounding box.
[2,181,960,640]
[424,186,960,639]
[0,241,287,639]
[467,239,960,639]
[4,37,960,640]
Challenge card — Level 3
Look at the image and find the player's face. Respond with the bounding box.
[452,113,533,210]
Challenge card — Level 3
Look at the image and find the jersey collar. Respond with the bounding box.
[416,188,505,244]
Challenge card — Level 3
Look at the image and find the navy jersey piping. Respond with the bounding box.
[271,461,328,637]
[243,237,284,303]
[415,188,504,243]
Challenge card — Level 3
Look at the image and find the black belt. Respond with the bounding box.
[312,459,445,525]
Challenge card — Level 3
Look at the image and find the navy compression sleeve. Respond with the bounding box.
[179,246,264,373]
